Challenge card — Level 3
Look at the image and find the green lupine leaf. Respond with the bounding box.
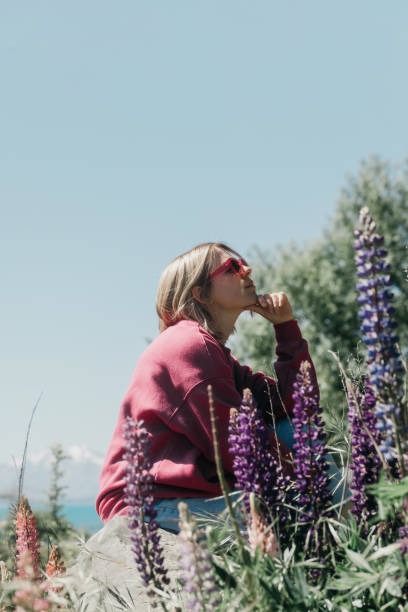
[380,576,402,598]
[211,560,237,589]
[370,475,408,502]
[368,542,401,561]
[331,572,378,591]
[259,576,281,600]
[345,549,375,573]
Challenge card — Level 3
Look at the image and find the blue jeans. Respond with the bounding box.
[272,418,349,506]
[153,492,242,533]
[153,418,349,533]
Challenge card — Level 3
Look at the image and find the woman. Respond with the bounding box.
[96,242,330,532]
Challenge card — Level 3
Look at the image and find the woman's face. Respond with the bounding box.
[207,250,257,312]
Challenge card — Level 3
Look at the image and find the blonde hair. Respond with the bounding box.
[156,242,242,342]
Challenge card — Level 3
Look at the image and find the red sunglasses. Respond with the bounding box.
[208,257,249,281]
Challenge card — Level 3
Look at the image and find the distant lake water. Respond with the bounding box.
[0,503,104,534]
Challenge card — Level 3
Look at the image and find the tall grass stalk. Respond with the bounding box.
[17,393,43,505]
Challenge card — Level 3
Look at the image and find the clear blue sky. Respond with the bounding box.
[1,1,407,464]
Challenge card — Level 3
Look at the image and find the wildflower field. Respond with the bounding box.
[1,201,408,611]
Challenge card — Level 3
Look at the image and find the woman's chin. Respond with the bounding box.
[242,299,258,310]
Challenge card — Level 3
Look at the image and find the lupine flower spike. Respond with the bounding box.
[123,416,169,597]
[178,501,220,611]
[228,389,280,513]
[247,493,279,558]
[354,206,405,472]
[292,361,333,545]
[12,550,52,611]
[348,382,382,526]
[228,388,293,546]
[45,545,66,593]
[15,497,41,581]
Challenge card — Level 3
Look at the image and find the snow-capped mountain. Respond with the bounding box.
[0,445,104,504]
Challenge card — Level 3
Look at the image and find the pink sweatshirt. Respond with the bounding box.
[96,318,315,522]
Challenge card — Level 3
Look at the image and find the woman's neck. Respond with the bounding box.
[210,307,242,344]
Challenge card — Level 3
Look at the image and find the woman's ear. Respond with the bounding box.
[192,286,206,304]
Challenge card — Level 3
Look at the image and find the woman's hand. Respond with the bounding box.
[246,292,294,325]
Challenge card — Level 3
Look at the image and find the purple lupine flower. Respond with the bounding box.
[228,388,293,546]
[347,382,382,525]
[178,502,221,611]
[123,417,169,596]
[398,526,408,554]
[354,206,404,468]
[228,389,279,511]
[292,361,333,533]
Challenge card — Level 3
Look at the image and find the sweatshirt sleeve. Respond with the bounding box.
[169,372,295,479]
[231,319,318,423]
[169,376,241,476]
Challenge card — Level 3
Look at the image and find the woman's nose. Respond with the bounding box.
[242,265,252,276]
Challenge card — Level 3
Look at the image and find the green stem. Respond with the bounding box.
[392,412,406,477]
[328,350,391,478]
[265,382,283,470]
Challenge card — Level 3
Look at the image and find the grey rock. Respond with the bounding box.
[67,516,182,611]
